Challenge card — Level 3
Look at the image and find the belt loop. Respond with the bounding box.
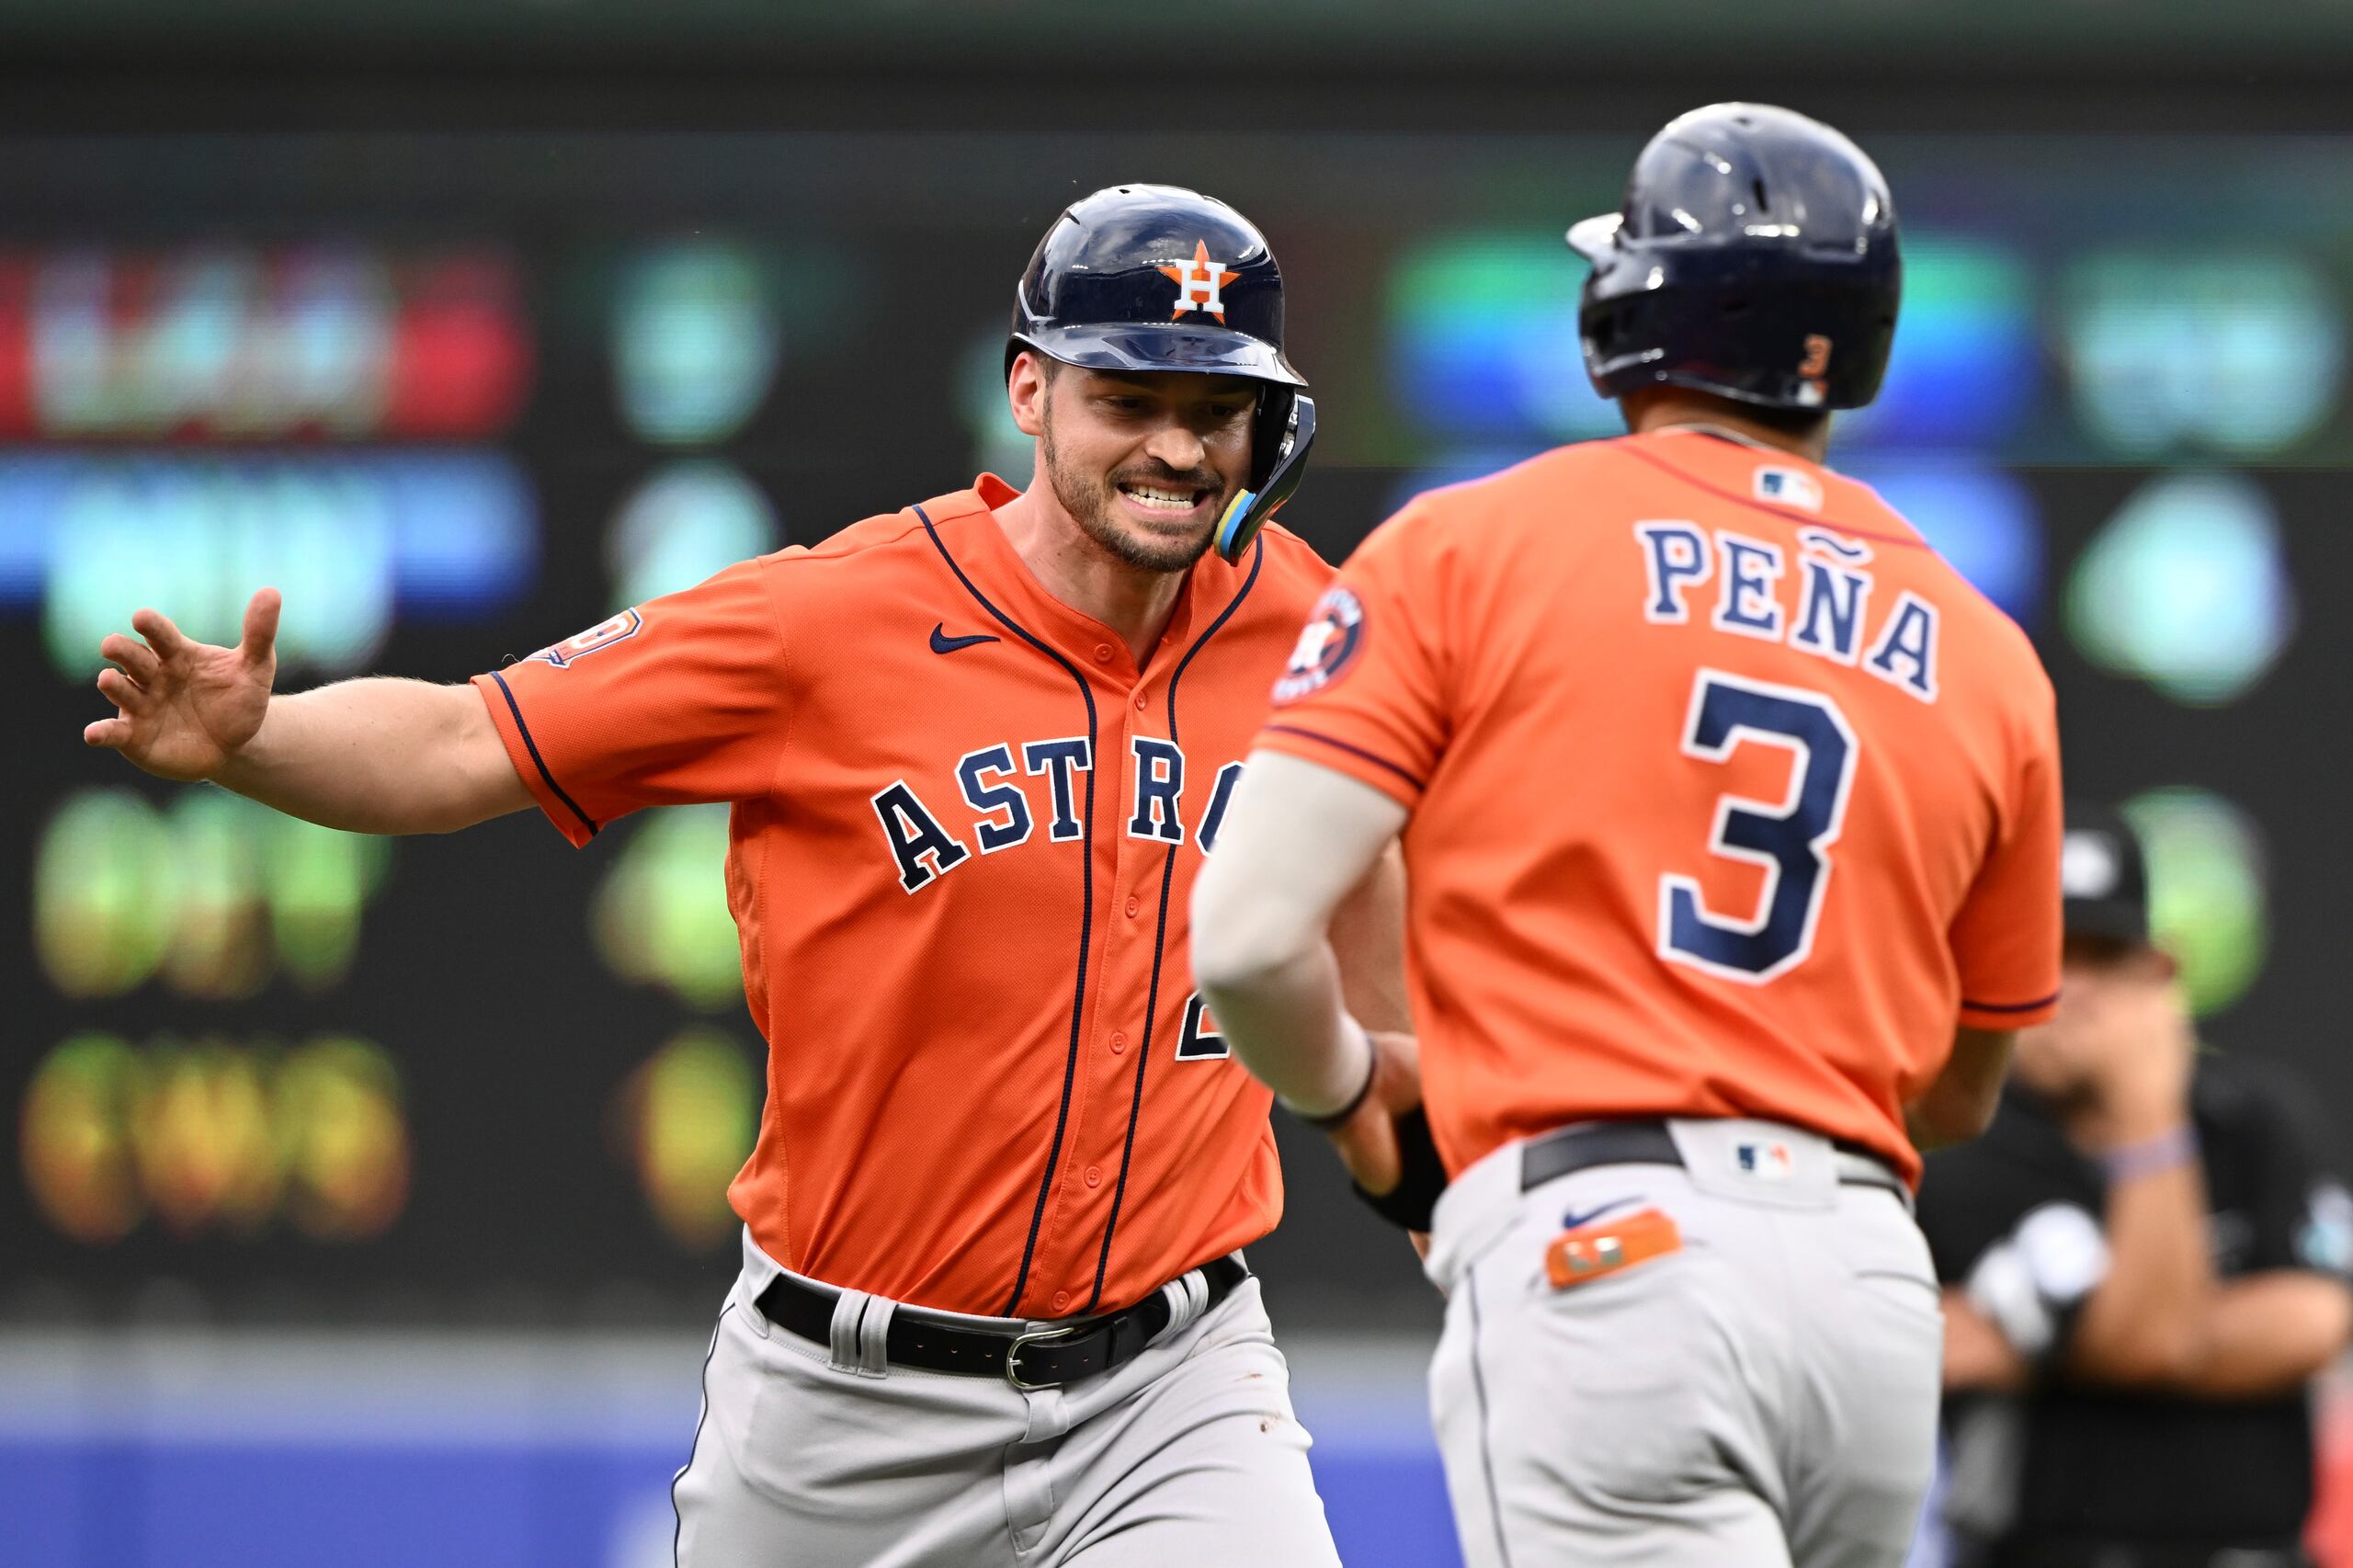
[1154,1267,1210,1345]
[828,1289,872,1373]
[857,1296,894,1377]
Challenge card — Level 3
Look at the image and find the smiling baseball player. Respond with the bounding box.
[84,184,1402,1567]
[1195,106,2065,1567]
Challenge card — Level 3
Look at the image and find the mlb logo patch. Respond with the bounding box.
[1734,1141,1796,1182]
[1754,466,1824,513]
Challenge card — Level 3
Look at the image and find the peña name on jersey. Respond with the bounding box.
[1635,521,1940,701]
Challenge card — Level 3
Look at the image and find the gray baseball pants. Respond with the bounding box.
[671,1233,1342,1568]
[1424,1119,1943,1568]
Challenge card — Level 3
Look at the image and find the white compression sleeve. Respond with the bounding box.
[1190,750,1409,1116]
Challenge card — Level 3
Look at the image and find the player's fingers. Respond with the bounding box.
[131,607,189,657]
[239,587,281,668]
[99,632,163,684]
[96,666,153,714]
[83,715,133,748]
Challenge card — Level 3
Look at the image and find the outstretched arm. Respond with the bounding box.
[84,588,532,835]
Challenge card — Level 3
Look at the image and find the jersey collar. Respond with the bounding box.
[921,473,1235,681]
[1619,430,1929,546]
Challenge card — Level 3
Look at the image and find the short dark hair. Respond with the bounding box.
[1733,400,1833,441]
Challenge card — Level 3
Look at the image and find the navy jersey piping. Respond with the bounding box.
[1962,990,2063,1015]
[1079,535,1265,1315]
[1260,722,1427,792]
[914,503,1099,1319]
[489,670,599,839]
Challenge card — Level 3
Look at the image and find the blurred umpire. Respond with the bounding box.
[1920,804,2353,1568]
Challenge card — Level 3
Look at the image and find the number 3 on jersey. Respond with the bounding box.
[1658,669,1858,983]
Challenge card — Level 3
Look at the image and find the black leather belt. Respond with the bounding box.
[755,1256,1250,1390]
[1520,1119,1900,1192]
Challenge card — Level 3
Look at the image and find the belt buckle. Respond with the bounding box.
[1004,1324,1082,1391]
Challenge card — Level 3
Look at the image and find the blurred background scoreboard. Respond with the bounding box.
[7,102,2353,1333]
[5,11,2353,1562]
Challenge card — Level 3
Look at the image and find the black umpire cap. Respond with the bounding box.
[2060,803,2153,947]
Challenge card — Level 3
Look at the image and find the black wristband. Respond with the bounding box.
[1352,1107,1449,1232]
[1293,1047,1380,1131]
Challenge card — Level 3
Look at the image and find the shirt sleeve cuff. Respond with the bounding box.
[1255,723,1426,811]
[1958,989,2061,1030]
[471,671,600,847]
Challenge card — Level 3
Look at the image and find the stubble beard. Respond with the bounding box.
[1041,420,1217,576]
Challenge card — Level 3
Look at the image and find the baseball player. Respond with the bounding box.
[1195,105,2065,1567]
[83,185,1401,1567]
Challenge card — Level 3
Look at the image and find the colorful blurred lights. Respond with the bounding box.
[21,1032,411,1245]
[608,461,779,607]
[1388,233,1616,441]
[2,245,529,441]
[617,1029,759,1251]
[2,452,537,678]
[1844,460,2042,627]
[593,804,744,1009]
[1839,235,2037,448]
[2066,472,2294,705]
[613,243,780,446]
[2062,251,2344,457]
[2122,788,2268,1018]
[36,788,392,1001]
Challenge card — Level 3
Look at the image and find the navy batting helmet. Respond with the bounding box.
[1568,104,1901,412]
[1009,183,1316,562]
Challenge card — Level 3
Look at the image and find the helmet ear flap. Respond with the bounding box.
[1214,391,1316,563]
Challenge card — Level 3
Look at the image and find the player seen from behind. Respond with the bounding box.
[1196,104,2064,1567]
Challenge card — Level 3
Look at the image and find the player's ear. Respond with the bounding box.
[1007,351,1051,439]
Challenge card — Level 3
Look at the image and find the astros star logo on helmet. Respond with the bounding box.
[1156,241,1241,323]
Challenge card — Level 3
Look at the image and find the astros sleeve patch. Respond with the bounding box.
[472,557,792,846]
[1252,508,1449,810]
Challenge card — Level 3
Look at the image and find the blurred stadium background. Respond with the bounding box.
[5,4,2352,1564]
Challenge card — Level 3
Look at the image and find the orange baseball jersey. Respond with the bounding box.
[1257,428,2063,1187]
[473,476,1334,1318]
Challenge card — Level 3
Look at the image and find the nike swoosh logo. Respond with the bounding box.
[929,623,1000,655]
[1561,1197,1640,1233]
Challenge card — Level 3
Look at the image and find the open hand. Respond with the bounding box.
[83,589,281,782]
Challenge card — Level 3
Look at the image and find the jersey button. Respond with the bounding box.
[1085,1165,1102,1188]
[1131,692,1147,711]
[1051,1290,1071,1312]
[1125,896,1142,918]
[1093,642,1114,664]
[1110,1031,1128,1054]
